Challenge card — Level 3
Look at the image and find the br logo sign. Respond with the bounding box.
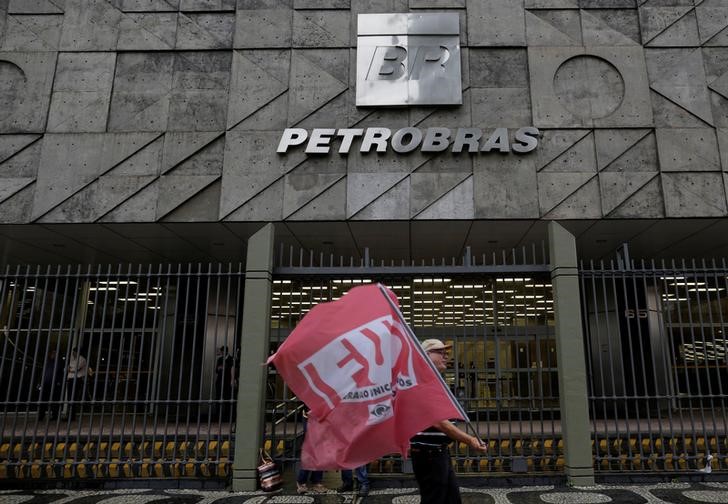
[297,316,418,424]
[356,13,462,107]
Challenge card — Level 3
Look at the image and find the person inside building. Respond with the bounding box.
[215,346,235,420]
[38,348,63,421]
[338,464,370,497]
[66,346,88,421]
[296,409,327,494]
[410,339,487,504]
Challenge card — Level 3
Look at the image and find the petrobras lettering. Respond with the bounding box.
[277,126,540,155]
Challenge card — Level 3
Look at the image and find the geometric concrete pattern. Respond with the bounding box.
[0,1,727,223]
[4,482,728,503]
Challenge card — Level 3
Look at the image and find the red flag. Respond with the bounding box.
[266,283,464,470]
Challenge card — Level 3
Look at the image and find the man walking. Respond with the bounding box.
[410,339,486,504]
[38,348,63,421]
[66,347,88,421]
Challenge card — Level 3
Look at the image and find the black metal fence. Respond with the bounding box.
[0,264,244,479]
[265,245,562,474]
[581,259,728,473]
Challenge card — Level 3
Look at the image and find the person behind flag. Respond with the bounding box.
[338,463,370,497]
[296,409,328,494]
[410,339,487,504]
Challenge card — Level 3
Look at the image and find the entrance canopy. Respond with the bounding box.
[1,218,728,265]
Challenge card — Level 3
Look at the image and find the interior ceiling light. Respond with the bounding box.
[524,283,552,288]
[659,276,685,280]
[688,288,724,292]
[414,290,446,295]
[273,280,292,284]
[98,280,138,285]
[451,284,485,289]
[512,295,544,299]
[89,287,117,291]
[496,278,531,282]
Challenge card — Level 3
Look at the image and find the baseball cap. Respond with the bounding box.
[421,339,452,352]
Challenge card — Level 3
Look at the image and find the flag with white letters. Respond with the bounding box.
[266,283,464,469]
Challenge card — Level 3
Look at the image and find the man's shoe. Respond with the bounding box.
[337,484,354,493]
[357,486,370,497]
[296,483,308,494]
[310,483,328,493]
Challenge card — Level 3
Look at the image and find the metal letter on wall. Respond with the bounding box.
[356,13,462,107]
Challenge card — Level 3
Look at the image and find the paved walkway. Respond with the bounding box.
[2,481,728,503]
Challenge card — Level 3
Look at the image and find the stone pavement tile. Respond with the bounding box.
[4,482,728,503]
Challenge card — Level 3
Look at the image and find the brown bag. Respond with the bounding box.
[258,449,282,492]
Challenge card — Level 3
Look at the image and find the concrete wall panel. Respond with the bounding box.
[287,49,347,125]
[474,154,538,219]
[177,13,235,49]
[656,128,720,172]
[415,176,473,220]
[529,46,652,128]
[168,51,231,131]
[117,12,177,50]
[60,0,122,51]
[120,1,179,11]
[0,182,34,223]
[9,1,65,14]
[227,50,289,129]
[607,176,664,219]
[0,1,725,224]
[31,133,160,219]
[220,130,306,218]
[47,52,116,133]
[0,51,56,133]
[526,9,582,46]
[662,172,727,217]
[719,128,728,170]
[234,5,292,48]
[646,48,713,126]
[581,9,640,46]
[2,14,62,51]
[466,0,525,46]
[181,0,235,10]
[282,157,346,217]
[469,48,528,88]
[108,52,174,132]
[292,10,349,48]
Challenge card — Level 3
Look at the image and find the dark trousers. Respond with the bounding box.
[296,469,323,485]
[66,378,86,420]
[411,444,461,504]
[38,386,61,420]
[341,465,369,489]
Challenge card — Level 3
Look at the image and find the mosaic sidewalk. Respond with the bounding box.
[2,482,728,504]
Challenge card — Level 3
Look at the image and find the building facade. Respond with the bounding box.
[1,0,727,489]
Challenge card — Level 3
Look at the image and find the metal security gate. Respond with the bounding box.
[581,258,728,473]
[0,264,243,481]
[264,245,564,474]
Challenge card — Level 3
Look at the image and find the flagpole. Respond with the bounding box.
[376,283,485,445]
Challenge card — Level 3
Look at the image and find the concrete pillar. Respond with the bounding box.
[548,222,595,486]
[232,223,275,491]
